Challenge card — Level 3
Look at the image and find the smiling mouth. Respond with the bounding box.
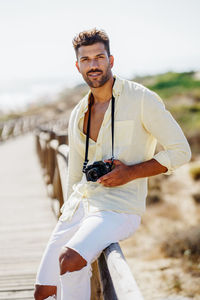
[87,71,102,78]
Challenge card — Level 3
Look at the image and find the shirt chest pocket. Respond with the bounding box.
[114,120,135,146]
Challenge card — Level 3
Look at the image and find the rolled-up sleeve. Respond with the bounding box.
[141,89,192,175]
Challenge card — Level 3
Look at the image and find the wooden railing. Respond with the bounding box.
[35,126,144,300]
[0,115,44,142]
[0,114,69,143]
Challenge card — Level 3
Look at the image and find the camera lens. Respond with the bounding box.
[87,168,99,182]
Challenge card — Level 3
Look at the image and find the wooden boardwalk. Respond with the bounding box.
[0,133,57,300]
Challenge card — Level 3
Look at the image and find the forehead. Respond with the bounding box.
[77,42,107,59]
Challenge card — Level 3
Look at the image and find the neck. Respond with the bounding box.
[90,75,114,104]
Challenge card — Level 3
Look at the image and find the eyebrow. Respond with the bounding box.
[80,52,106,60]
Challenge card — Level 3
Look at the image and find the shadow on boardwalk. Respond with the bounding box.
[0,133,56,300]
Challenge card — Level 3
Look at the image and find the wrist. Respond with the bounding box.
[126,164,139,181]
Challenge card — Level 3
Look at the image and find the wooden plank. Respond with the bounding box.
[0,289,34,300]
[0,133,57,300]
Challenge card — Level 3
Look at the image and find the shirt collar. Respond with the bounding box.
[80,75,124,115]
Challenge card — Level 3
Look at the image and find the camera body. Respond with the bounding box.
[84,160,113,182]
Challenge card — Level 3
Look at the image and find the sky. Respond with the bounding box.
[0,0,200,111]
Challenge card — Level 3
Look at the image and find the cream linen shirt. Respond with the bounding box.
[59,75,191,222]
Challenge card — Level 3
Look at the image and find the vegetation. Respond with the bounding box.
[134,71,200,137]
[160,225,200,280]
[170,103,200,135]
[189,163,200,180]
[134,71,200,100]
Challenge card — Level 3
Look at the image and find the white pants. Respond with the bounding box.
[35,200,141,300]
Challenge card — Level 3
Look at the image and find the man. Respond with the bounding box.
[34,28,191,300]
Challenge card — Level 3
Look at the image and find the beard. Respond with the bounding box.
[82,65,112,88]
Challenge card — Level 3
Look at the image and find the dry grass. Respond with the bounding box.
[147,175,164,205]
[160,225,200,261]
[189,164,200,180]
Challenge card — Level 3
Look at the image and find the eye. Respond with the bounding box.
[81,58,88,62]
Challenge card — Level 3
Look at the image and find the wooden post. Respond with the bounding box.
[56,133,68,145]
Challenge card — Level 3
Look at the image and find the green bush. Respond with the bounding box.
[134,71,200,100]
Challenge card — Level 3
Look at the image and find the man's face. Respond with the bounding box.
[76,42,114,88]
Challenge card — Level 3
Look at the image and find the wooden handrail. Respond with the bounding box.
[0,114,68,142]
[99,243,143,300]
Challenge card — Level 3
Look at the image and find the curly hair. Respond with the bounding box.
[72,28,110,58]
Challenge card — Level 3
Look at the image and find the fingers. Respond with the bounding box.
[97,169,117,185]
[112,159,121,166]
[97,159,125,186]
[97,169,114,182]
[98,177,115,187]
[103,159,112,163]
[104,159,121,164]
[97,174,111,183]
[97,161,121,183]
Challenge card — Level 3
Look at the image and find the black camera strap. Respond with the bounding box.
[82,100,92,172]
[82,94,115,173]
[111,94,115,162]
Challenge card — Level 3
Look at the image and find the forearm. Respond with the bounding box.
[127,158,168,181]
[99,158,168,187]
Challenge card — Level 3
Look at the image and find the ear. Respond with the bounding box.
[109,55,114,69]
[75,61,80,73]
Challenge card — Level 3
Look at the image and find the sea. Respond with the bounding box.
[0,76,80,115]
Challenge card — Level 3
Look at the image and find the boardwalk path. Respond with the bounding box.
[0,133,57,300]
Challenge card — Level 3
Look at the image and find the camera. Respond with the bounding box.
[84,160,113,182]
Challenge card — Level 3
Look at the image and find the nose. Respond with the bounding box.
[89,58,99,68]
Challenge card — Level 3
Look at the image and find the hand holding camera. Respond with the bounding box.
[97,159,133,187]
